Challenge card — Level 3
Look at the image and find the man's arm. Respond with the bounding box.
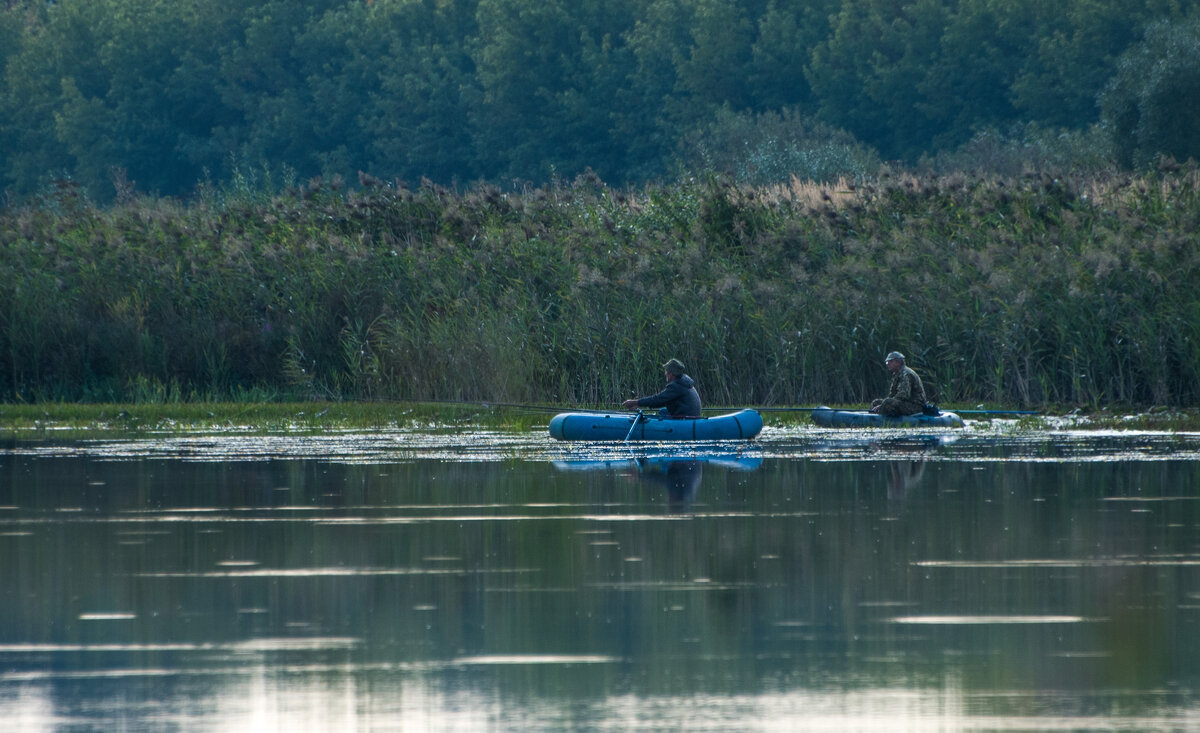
[637,382,685,408]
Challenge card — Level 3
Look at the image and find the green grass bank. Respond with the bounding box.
[3,168,1199,409]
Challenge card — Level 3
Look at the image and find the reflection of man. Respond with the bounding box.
[637,458,702,511]
[889,459,927,500]
[871,351,927,417]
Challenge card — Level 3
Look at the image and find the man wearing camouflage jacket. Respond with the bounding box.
[870,351,927,417]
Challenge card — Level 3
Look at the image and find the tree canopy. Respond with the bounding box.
[1,0,1198,201]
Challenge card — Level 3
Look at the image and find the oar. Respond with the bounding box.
[624,410,643,442]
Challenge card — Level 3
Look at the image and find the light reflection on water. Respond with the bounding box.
[7,420,1200,464]
[2,424,1200,729]
[892,615,1091,624]
[3,673,1198,732]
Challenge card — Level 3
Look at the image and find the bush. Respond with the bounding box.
[1100,16,1200,169]
[677,107,882,186]
[919,123,1117,177]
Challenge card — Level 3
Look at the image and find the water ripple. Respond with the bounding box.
[5,423,1200,464]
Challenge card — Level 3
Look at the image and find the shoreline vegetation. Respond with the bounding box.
[3,167,1200,416]
[3,402,1200,436]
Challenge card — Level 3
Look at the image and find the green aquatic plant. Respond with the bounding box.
[3,168,1200,410]
[0,401,560,436]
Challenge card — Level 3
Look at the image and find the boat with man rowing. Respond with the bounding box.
[548,408,763,441]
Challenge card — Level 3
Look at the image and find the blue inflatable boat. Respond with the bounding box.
[548,409,764,441]
[810,406,964,428]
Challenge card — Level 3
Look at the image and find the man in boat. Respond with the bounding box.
[870,351,927,417]
[621,358,702,418]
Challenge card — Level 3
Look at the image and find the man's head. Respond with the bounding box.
[885,351,905,372]
[662,358,686,378]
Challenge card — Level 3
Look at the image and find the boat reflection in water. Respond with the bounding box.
[553,450,762,511]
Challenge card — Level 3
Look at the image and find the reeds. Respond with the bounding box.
[3,168,1199,408]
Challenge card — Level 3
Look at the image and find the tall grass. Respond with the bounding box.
[3,167,1200,408]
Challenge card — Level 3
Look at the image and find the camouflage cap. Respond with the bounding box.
[885,351,905,363]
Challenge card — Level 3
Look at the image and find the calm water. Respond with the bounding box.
[1,423,1200,731]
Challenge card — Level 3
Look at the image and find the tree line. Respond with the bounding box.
[2,0,1200,202]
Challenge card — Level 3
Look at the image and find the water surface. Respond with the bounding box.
[1,422,1199,730]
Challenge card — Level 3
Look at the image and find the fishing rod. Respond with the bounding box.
[415,399,612,414]
[729,406,822,412]
[416,400,1041,417]
[944,409,1039,415]
[711,406,1042,415]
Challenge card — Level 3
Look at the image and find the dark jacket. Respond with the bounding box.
[635,374,702,417]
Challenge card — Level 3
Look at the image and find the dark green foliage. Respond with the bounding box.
[1009,0,1141,127]
[680,107,881,185]
[806,0,956,159]
[2,0,1198,200]
[806,0,1200,161]
[1100,14,1200,169]
[919,123,1115,179]
[3,169,1200,408]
